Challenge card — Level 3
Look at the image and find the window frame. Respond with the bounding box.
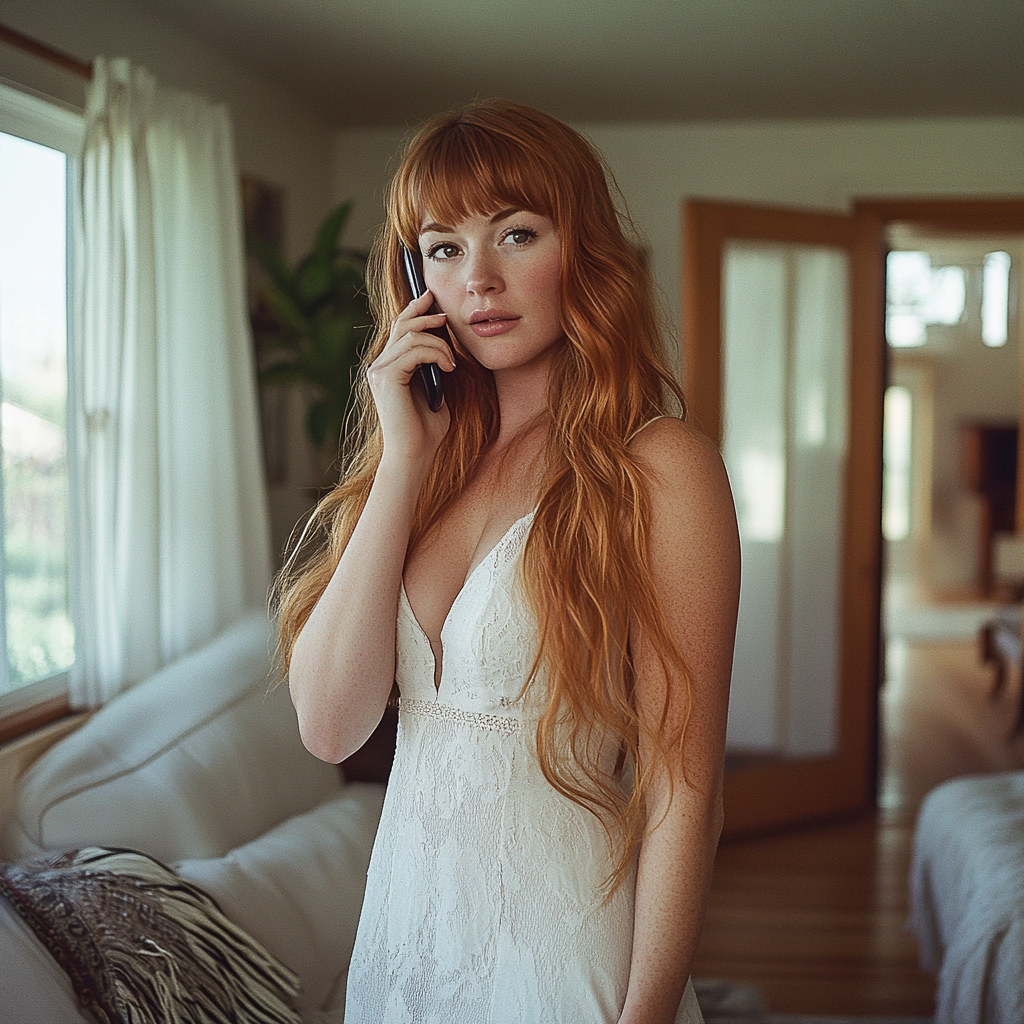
[0,82,84,738]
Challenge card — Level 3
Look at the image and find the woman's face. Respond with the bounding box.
[418,209,563,377]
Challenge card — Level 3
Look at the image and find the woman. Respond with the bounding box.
[278,99,739,1024]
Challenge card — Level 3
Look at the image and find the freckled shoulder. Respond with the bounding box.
[627,418,738,560]
[627,418,741,727]
[629,416,726,491]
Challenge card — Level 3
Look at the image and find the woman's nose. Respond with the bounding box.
[465,252,503,295]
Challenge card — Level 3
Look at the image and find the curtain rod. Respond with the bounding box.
[0,23,93,81]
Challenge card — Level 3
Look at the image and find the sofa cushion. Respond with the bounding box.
[0,896,93,1024]
[175,782,385,1015]
[0,611,342,864]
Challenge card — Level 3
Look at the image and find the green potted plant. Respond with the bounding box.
[247,201,371,457]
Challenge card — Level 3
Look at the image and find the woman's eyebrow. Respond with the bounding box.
[489,207,522,224]
[420,208,524,234]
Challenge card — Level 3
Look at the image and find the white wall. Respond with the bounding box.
[3,0,341,560]
[333,116,1024,376]
[332,127,412,251]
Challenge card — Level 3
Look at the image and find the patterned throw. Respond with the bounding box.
[0,846,301,1024]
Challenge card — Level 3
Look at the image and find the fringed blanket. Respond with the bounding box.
[0,847,301,1024]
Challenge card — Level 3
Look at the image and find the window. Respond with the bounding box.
[886,251,966,348]
[0,84,83,718]
[982,250,1011,348]
[882,385,913,543]
[887,247,1015,351]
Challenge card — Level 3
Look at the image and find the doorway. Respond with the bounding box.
[686,198,1024,1018]
[879,226,1024,816]
[683,198,1024,836]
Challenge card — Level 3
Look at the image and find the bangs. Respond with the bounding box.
[394,121,559,245]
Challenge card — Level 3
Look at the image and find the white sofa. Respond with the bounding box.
[0,610,386,1023]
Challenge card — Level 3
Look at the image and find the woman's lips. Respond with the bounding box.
[468,312,521,337]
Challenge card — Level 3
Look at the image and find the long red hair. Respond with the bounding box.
[274,99,690,892]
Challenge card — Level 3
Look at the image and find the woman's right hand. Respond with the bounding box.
[292,290,454,764]
[367,290,454,470]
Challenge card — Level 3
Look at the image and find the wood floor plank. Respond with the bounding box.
[694,634,1024,1015]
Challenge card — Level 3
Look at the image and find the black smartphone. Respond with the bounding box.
[401,246,446,412]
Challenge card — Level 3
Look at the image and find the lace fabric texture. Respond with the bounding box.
[345,511,703,1023]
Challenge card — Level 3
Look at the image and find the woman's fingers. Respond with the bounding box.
[368,341,454,392]
[395,311,447,338]
[367,293,455,454]
[372,324,456,375]
[369,345,451,465]
[392,291,443,337]
[403,289,436,315]
[374,292,456,382]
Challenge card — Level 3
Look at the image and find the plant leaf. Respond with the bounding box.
[313,202,353,265]
[312,314,356,360]
[263,284,311,336]
[246,231,295,297]
[257,198,370,450]
[338,246,370,263]
[307,400,334,450]
[296,203,362,306]
[258,362,305,389]
[297,254,334,307]
[332,264,366,305]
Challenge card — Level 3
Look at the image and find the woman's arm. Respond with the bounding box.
[619,418,740,1024]
[288,292,455,764]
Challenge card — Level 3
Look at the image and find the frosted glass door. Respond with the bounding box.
[722,242,850,760]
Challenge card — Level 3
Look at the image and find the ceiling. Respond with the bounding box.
[130,0,1024,128]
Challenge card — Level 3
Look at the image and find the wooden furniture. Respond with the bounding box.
[980,606,1024,737]
[962,421,1018,596]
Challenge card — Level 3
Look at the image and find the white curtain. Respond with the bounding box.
[70,57,271,708]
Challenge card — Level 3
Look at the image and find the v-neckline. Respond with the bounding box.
[401,507,536,693]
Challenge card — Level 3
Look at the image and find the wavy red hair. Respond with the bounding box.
[273,99,690,893]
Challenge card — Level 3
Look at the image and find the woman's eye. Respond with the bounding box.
[502,228,536,246]
[426,243,460,261]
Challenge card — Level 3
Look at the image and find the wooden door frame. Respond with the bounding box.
[854,198,1024,533]
[683,197,1024,837]
[683,200,882,836]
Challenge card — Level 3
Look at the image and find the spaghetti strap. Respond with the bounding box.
[626,415,676,444]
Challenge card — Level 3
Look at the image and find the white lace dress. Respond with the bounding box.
[344,510,703,1023]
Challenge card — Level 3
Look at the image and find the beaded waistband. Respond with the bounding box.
[401,698,521,737]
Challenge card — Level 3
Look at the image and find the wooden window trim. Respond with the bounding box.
[0,693,73,747]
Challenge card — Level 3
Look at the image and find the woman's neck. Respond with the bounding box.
[491,351,553,445]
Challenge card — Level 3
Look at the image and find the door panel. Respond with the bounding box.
[723,241,849,760]
[683,201,883,836]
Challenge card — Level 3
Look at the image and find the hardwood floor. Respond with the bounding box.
[692,629,1024,1016]
[880,637,1024,814]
